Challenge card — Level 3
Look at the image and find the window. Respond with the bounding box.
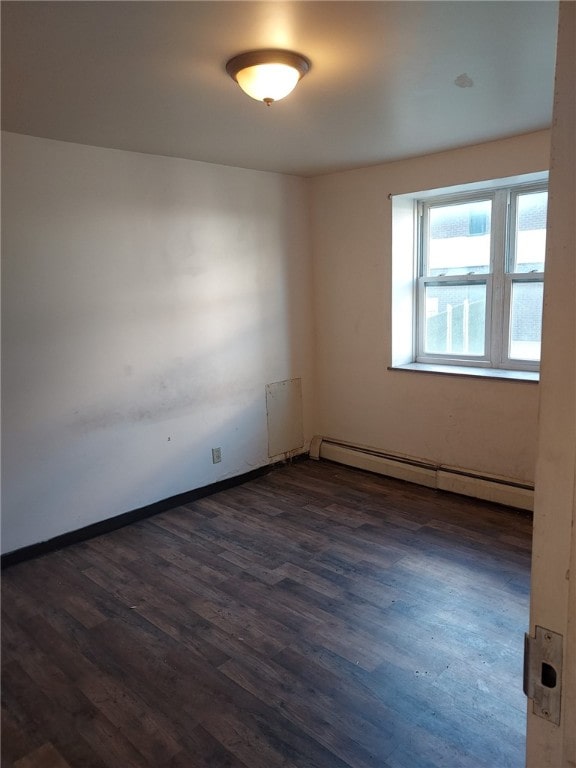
[416,182,547,372]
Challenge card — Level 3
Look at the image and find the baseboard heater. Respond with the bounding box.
[309,436,534,512]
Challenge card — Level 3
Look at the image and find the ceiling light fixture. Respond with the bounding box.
[226,49,310,106]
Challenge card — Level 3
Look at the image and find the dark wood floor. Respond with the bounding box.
[1,459,532,768]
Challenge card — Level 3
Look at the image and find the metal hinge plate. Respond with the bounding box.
[524,625,563,725]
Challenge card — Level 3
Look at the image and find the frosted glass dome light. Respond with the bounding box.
[226,50,310,105]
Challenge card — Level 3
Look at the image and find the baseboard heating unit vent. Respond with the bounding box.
[310,436,534,512]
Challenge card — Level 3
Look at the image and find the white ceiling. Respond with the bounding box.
[1,1,558,177]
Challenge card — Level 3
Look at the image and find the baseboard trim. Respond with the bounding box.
[436,469,533,510]
[1,454,308,569]
[320,441,437,488]
[315,436,534,512]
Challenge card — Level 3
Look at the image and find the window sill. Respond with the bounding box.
[389,362,539,382]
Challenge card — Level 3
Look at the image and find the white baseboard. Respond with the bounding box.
[436,469,533,511]
[314,437,534,512]
[319,441,437,488]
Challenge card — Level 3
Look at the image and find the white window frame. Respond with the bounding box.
[408,178,547,374]
[502,187,546,370]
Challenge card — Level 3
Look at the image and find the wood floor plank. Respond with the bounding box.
[218,655,395,768]
[2,459,531,767]
[13,743,73,768]
[166,726,252,768]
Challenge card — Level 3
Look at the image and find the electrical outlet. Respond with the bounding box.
[212,447,222,464]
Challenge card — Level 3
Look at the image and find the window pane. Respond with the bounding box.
[427,200,491,276]
[512,190,547,273]
[509,282,543,361]
[424,283,486,356]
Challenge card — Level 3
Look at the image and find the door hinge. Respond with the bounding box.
[524,625,563,725]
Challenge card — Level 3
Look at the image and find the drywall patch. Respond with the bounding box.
[265,378,304,458]
[454,73,474,88]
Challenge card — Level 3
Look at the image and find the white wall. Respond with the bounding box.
[1,132,314,554]
[310,130,550,484]
[0,128,553,554]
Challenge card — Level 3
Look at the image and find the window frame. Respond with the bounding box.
[414,181,547,373]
